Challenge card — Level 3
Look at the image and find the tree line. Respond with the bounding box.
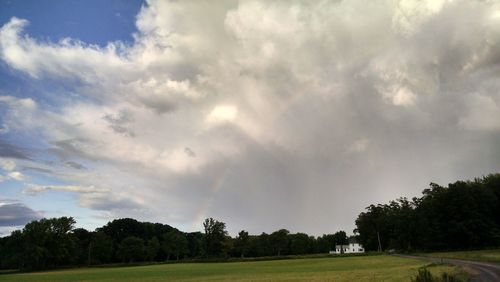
[3,173,497,271]
[0,217,350,271]
[355,173,500,252]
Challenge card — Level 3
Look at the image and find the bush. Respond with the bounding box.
[412,267,466,282]
[413,267,434,282]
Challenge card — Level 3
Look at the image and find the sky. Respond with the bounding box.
[0,0,500,237]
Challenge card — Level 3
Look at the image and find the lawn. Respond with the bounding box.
[0,255,463,282]
[418,249,500,264]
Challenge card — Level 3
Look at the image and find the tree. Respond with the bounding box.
[203,218,228,257]
[145,237,160,261]
[250,232,272,257]
[186,232,203,258]
[72,228,91,265]
[234,230,250,257]
[48,217,77,266]
[117,236,145,263]
[289,233,313,255]
[333,231,348,246]
[355,174,500,252]
[355,204,390,252]
[89,232,113,264]
[99,218,145,243]
[316,234,331,253]
[2,230,25,269]
[162,231,188,260]
[19,217,77,270]
[269,229,289,256]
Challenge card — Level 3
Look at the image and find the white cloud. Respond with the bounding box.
[459,93,500,131]
[0,0,500,234]
[206,105,238,124]
[0,158,16,171]
[391,86,417,107]
[0,17,133,81]
[349,138,371,153]
[8,171,24,181]
[0,95,36,110]
[392,0,448,36]
[23,184,109,195]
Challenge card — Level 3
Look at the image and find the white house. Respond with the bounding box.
[329,239,364,254]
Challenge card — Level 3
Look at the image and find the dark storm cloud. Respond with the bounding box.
[48,138,100,161]
[139,96,177,114]
[22,166,52,173]
[0,202,41,226]
[0,139,30,159]
[184,147,196,158]
[80,194,143,211]
[103,110,136,137]
[65,161,86,170]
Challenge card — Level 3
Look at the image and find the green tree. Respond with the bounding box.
[0,230,25,269]
[48,217,77,266]
[234,230,250,257]
[73,228,91,265]
[289,233,313,255]
[145,237,160,261]
[162,231,188,260]
[186,232,203,258]
[89,231,113,264]
[333,231,348,246]
[269,229,289,256]
[117,236,145,263]
[19,217,77,270]
[203,218,228,257]
[355,174,500,252]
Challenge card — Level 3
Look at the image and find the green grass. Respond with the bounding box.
[0,255,463,282]
[417,249,500,264]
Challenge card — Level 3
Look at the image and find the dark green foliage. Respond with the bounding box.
[0,217,76,270]
[233,230,250,257]
[289,233,314,255]
[0,230,25,269]
[99,218,174,244]
[203,218,228,257]
[355,173,500,252]
[117,236,145,263]
[186,232,203,258]
[89,232,113,264]
[247,232,272,257]
[29,217,77,269]
[162,230,188,260]
[412,267,434,282]
[145,237,160,261]
[315,231,348,253]
[269,229,290,256]
[72,228,92,265]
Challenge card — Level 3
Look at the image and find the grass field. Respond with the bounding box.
[0,255,465,282]
[418,249,500,264]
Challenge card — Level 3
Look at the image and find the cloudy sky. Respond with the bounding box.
[0,0,499,237]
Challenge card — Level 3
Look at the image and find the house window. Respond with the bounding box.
[359,248,363,251]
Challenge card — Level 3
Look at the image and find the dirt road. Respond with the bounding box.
[396,254,500,282]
